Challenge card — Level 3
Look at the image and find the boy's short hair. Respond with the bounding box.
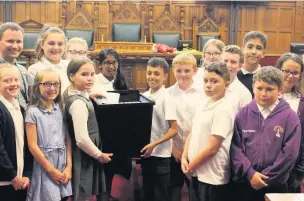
[253,66,283,88]
[205,61,230,82]
[0,22,24,40]
[147,57,169,74]
[223,45,243,63]
[172,53,197,69]
[243,31,268,49]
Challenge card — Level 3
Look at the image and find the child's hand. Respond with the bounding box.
[141,143,155,158]
[250,172,269,190]
[61,167,72,184]
[181,157,190,174]
[98,153,113,163]
[11,176,24,191]
[21,177,30,189]
[89,92,107,101]
[48,168,66,184]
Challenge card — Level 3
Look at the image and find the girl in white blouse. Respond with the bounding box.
[275,52,304,193]
[28,26,70,93]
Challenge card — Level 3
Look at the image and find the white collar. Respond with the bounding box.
[147,85,166,100]
[241,65,261,75]
[0,95,20,111]
[41,57,66,68]
[257,99,279,113]
[174,81,199,93]
[97,73,115,85]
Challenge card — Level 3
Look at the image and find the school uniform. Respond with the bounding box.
[226,77,252,114]
[64,89,106,201]
[167,82,202,193]
[91,73,115,93]
[142,86,177,201]
[28,58,70,93]
[230,99,301,201]
[237,66,260,98]
[0,96,33,201]
[283,93,304,192]
[192,67,207,97]
[188,96,235,201]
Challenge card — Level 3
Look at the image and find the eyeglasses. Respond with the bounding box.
[103,60,118,67]
[204,52,221,58]
[68,50,87,56]
[39,82,60,89]
[281,69,301,78]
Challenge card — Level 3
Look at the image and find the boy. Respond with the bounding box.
[167,53,202,201]
[222,45,252,112]
[237,31,267,98]
[141,57,178,201]
[230,66,301,201]
[0,64,32,201]
[182,61,235,201]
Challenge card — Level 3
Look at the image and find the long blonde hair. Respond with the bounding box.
[35,26,66,61]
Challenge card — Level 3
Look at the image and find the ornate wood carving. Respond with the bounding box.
[198,18,220,33]
[19,19,43,32]
[152,11,181,32]
[65,10,94,30]
[95,41,153,53]
[113,2,141,23]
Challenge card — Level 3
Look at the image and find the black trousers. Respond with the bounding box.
[230,181,288,201]
[141,156,171,201]
[0,185,27,201]
[189,177,230,201]
[170,157,190,188]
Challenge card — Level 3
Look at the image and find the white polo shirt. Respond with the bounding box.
[188,96,235,185]
[143,86,177,158]
[167,82,204,150]
[226,77,252,114]
[28,57,70,93]
[91,73,115,94]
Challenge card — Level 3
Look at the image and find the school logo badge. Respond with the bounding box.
[273,125,284,138]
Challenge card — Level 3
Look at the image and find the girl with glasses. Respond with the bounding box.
[65,37,88,60]
[275,52,304,193]
[26,69,72,201]
[91,48,128,93]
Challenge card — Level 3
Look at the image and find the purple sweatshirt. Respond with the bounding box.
[230,99,301,185]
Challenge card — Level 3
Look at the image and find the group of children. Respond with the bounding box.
[0,20,304,201]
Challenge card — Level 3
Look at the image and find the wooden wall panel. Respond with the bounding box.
[0,2,3,24]
[3,1,304,55]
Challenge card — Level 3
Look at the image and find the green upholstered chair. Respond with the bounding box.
[23,32,40,50]
[152,33,181,48]
[65,30,95,50]
[198,35,219,52]
[112,23,141,42]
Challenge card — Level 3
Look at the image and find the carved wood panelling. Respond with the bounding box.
[4,1,304,55]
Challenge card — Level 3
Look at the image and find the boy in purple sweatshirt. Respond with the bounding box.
[230,66,301,201]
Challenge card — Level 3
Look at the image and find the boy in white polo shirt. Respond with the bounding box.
[222,45,252,113]
[167,53,202,201]
[141,57,178,201]
[182,61,235,201]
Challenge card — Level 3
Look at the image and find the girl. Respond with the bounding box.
[275,52,304,193]
[28,26,70,93]
[193,39,225,93]
[91,48,132,200]
[63,58,112,201]
[65,37,88,60]
[26,69,72,201]
[91,48,128,93]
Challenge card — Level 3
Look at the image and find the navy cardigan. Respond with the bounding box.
[0,101,33,182]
